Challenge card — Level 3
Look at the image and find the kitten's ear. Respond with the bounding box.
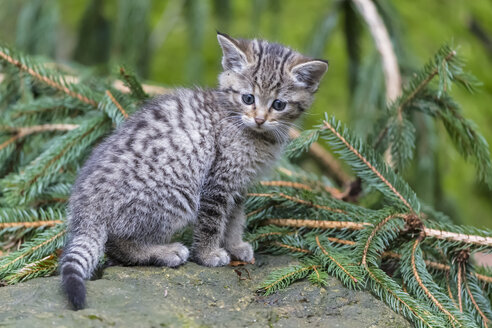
[290,59,329,92]
[217,32,249,72]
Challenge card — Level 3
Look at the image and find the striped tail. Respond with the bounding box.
[60,226,107,310]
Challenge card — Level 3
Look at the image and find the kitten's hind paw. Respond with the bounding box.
[194,248,230,267]
[227,242,254,263]
[152,243,189,268]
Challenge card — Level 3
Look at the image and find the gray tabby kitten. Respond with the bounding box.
[60,32,328,310]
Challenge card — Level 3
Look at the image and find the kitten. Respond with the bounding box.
[60,32,328,310]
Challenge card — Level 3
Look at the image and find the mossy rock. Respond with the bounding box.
[0,255,410,327]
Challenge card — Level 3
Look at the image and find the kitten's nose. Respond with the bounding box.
[254,117,266,126]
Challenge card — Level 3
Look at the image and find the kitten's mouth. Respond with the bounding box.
[241,116,270,132]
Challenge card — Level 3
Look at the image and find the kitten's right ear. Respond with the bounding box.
[217,32,249,72]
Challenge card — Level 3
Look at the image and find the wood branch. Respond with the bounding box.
[0,220,63,229]
[0,73,170,96]
[352,0,401,103]
[263,214,492,248]
[264,218,370,230]
[423,228,492,247]
[322,120,415,211]
[0,51,98,107]
[270,237,492,285]
[410,237,458,323]
[0,124,79,151]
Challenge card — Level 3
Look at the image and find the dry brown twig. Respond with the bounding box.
[0,124,79,151]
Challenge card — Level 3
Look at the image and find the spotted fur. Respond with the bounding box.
[60,32,328,310]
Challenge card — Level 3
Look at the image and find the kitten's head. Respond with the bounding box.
[217,32,328,135]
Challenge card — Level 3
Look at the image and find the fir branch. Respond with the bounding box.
[248,192,347,214]
[0,207,65,235]
[0,115,110,206]
[259,264,318,295]
[464,269,492,327]
[447,271,458,309]
[0,225,65,276]
[315,235,359,283]
[272,242,311,254]
[264,218,370,230]
[0,47,98,107]
[361,213,408,267]
[4,253,58,284]
[465,280,490,328]
[0,220,62,229]
[259,180,313,192]
[408,237,463,326]
[119,66,149,100]
[366,265,445,327]
[322,116,419,212]
[105,90,128,119]
[0,123,78,151]
[396,49,456,116]
[424,228,492,248]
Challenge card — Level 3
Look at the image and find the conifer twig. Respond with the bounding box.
[0,50,98,107]
[0,124,79,151]
[361,213,408,267]
[259,180,313,191]
[366,265,431,325]
[315,235,358,283]
[322,120,414,211]
[411,236,458,324]
[264,218,370,230]
[248,192,347,213]
[261,265,319,292]
[273,242,310,254]
[0,229,65,270]
[105,90,129,119]
[424,228,492,247]
[465,277,490,328]
[458,262,463,312]
[0,220,62,229]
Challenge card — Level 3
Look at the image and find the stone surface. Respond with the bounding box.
[0,255,410,327]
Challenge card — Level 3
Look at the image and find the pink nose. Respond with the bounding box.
[254,117,266,125]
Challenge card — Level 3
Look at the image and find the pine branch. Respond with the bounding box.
[259,264,317,295]
[314,235,359,284]
[264,218,369,230]
[366,265,446,327]
[0,115,110,206]
[4,253,58,284]
[0,46,99,107]
[118,66,149,101]
[403,237,475,327]
[321,116,420,212]
[0,225,65,278]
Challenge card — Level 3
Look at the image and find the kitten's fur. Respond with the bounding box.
[60,32,328,310]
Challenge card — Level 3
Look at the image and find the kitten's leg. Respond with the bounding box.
[224,203,254,262]
[192,186,233,267]
[106,239,189,267]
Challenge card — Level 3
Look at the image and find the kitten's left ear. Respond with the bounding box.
[217,32,249,72]
[291,59,329,92]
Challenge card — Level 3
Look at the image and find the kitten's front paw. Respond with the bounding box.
[194,248,230,267]
[153,242,189,268]
[227,241,254,262]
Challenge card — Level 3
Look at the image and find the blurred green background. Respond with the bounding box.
[0,0,491,227]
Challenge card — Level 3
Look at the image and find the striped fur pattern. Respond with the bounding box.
[60,32,328,310]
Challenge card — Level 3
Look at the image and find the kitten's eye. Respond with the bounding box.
[242,94,255,105]
[272,99,286,111]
